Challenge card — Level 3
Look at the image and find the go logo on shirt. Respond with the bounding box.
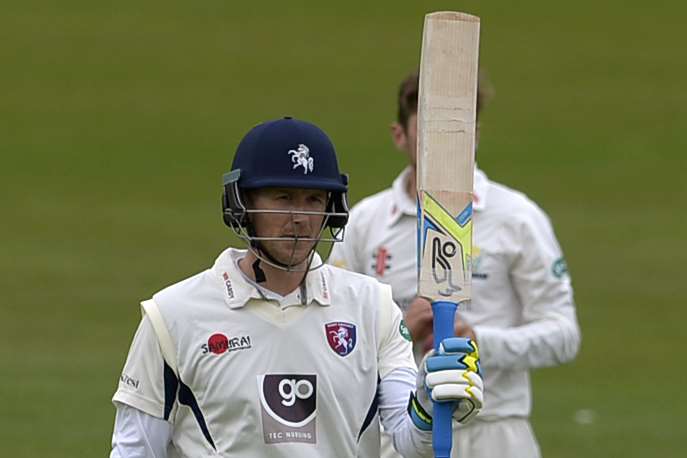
[258,374,317,444]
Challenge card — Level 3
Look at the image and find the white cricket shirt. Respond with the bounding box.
[112,248,431,457]
[330,167,581,420]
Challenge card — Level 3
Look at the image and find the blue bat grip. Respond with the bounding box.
[431,300,458,458]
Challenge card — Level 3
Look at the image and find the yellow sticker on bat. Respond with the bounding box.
[422,192,472,272]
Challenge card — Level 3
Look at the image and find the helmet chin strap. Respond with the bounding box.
[251,257,267,283]
[248,238,316,283]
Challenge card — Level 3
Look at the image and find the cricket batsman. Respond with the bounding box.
[109,117,484,457]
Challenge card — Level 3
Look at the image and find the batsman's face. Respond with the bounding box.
[391,113,418,168]
[247,188,328,265]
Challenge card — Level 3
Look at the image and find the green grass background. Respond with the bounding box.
[1,0,685,456]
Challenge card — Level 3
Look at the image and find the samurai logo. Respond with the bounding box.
[288,144,314,174]
[325,322,357,357]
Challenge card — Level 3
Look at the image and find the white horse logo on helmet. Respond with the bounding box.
[288,144,314,174]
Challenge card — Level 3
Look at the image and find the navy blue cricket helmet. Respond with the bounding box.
[222,117,349,230]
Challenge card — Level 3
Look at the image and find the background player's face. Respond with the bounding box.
[392,112,481,167]
[247,187,328,265]
[391,113,418,168]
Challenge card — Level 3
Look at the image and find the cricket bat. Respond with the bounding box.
[416,11,480,458]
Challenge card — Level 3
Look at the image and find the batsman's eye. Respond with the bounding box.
[278,378,314,407]
[308,194,325,204]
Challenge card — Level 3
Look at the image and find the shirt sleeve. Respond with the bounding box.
[377,284,417,379]
[110,402,172,458]
[377,367,432,458]
[474,205,581,370]
[112,315,171,419]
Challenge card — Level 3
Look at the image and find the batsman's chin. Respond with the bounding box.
[271,245,316,267]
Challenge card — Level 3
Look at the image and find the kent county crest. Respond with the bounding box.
[288,144,314,174]
[325,322,357,357]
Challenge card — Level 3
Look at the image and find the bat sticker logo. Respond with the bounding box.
[431,237,462,296]
[419,192,473,301]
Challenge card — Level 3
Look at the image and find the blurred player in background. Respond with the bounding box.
[109,117,484,457]
[329,72,581,458]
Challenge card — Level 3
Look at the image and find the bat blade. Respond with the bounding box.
[417,11,479,306]
[416,11,480,458]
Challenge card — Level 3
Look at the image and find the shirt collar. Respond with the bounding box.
[211,248,331,309]
[389,166,489,225]
[303,256,332,306]
[473,166,488,211]
[389,167,417,225]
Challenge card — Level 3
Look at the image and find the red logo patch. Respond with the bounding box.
[222,272,234,299]
[372,246,392,277]
[325,322,357,357]
[207,333,229,354]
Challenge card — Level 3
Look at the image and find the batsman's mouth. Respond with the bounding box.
[279,233,318,240]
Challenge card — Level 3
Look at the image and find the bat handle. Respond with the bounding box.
[431,300,458,458]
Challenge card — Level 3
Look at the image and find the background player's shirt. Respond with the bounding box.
[112,249,421,457]
[330,167,581,420]
[329,168,418,312]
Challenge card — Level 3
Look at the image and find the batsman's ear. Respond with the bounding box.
[390,121,412,152]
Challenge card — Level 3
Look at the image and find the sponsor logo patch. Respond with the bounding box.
[371,246,392,277]
[552,257,568,278]
[399,320,412,342]
[120,373,140,389]
[201,332,252,355]
[258,374,317,444]
[320,271,329,300]
[222,272,234,299]
[325,322,357,357]
[471,246,488,280]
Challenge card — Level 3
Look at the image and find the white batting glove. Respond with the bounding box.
[409,337,484,430]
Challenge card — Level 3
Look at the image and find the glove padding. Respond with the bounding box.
[414,337,484,426]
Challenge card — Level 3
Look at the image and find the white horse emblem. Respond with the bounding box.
[288,144,314,174]
[329,327,352,351]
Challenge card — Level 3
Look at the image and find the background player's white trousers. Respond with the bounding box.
[380,417,541,458]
